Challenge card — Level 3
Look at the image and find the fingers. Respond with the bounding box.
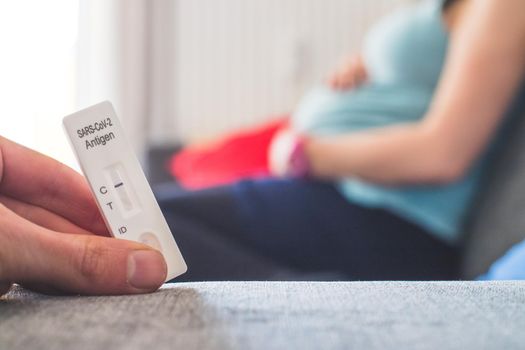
[0,195,102,236]
[329,66,361,90]
[43,234,167,295]
[0,137,107,235]
[0,205,167,295]
[329,70,358,90]
[328,55,368,91]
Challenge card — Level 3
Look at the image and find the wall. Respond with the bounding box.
[171,0,412,142]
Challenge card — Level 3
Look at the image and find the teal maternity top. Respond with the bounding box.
[292,0,490,243]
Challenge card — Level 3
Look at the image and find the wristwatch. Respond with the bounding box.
[287,135,311,178]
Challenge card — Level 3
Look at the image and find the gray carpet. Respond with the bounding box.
[1,281,524,350]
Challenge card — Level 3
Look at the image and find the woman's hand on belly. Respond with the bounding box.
[328,54,368,91]
[298,0,525,186]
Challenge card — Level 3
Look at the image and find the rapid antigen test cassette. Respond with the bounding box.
[63,101,187,281]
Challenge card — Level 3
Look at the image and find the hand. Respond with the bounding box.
[268,129,310,178]
[328,54,368,91]
[0,137,167,296]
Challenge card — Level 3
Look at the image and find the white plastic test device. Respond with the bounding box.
[63,101,187,281]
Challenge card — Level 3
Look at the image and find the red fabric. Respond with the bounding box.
[170,117,289,190]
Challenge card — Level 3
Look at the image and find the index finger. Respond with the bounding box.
[0,136,107,235]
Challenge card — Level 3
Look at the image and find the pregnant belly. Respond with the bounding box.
[291,84,433,136]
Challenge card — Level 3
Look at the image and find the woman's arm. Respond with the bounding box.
[305,0,525,185]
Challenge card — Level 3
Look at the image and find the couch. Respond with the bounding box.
[2,281,525,349]
[1,85,525,350]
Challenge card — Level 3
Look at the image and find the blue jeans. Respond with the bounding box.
[155,179,459,281]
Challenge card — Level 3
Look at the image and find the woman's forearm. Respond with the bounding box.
[305,0,525,186]
[305,123,456,185]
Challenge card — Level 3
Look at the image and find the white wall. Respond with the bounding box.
[171,0,411,142]
[74,0,414,154]
[77,0,152,159]
[0,1,79,167]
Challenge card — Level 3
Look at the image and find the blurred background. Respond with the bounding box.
[0,0,411,171]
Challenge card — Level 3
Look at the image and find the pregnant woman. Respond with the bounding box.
[157,0,525,281]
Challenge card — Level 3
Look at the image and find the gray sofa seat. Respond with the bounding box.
[2,281,525,350]
[462,83,525,278]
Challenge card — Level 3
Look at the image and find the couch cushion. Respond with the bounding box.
[462,82,525,278]
[2,281,525,350]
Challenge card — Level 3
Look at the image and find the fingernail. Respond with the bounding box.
[127,250,167,290]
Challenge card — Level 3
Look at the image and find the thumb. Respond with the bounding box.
[0,210,167,295]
